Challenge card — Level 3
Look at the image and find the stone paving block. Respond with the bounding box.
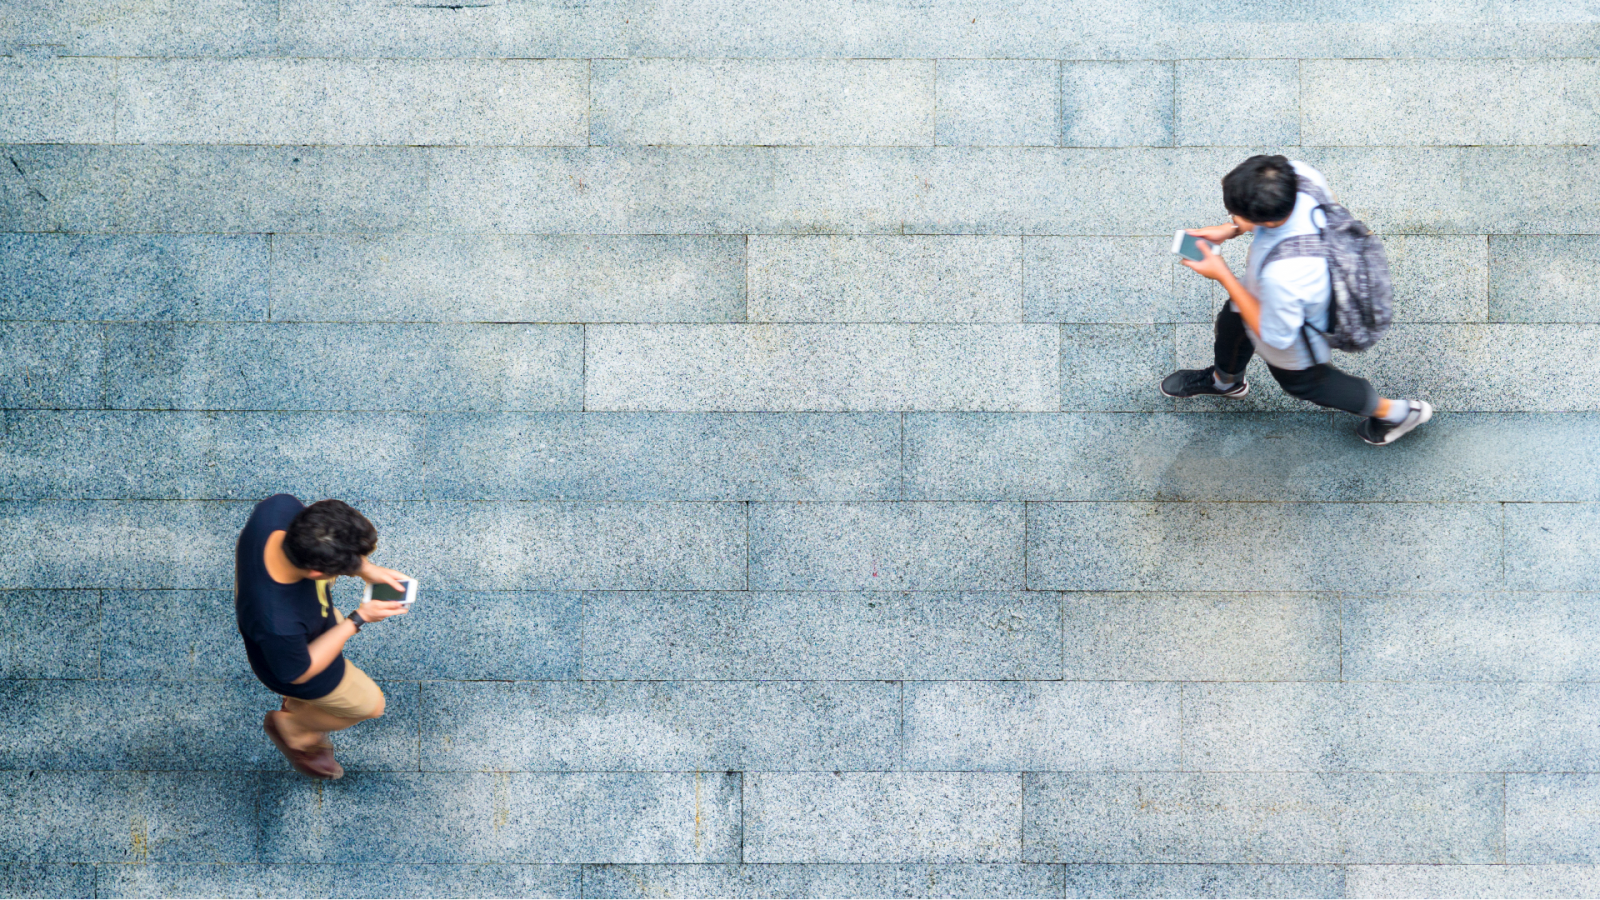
[1061,61,1172,147]
[100,590,245,681]
[585,325,1060,412]
[1024,773,1503,863]
[260,772,739,863]
[747,236,1022,323]
[582,864,1063,899]
[0,589,98,679]
[0,500,244,589]
[743,772,1022,863]
[97,863,581,899]
[1304,59,1600,147]
[1026,502,1502,591]
[0,864,94,900]
[0,323,103,410]
[272,235,745,324]
[0,233,269,323]
[1343,594,1600,682]
[348,591,580,681]
[1061,864,1344,899]
[118,59,588,147]
[580,591,1060,681]
[209,412,428,504]
[1505,503,1600,590]
[0,679,420,773]
[1025,237,1176,323]
[1508,776,1600,863]
[936,60,1058,147]
[0,771,259,863]
[749,502,1023,590]
[1182,683,1343,773]
[422,680,899,772]
[1384,234,1489,323]
[103,324,582,412]
[1061,592,1338,681]
[902,681,1181,771]
[591,59,935,147]
[1060,324,1175,411]
[1490,235,1600,323]
[1175,60,1299,147]
[0,58,114,143]
[5,0,279,56]
[423,413,900,502]
[1347,864,1600,899]
[372,501,747,590]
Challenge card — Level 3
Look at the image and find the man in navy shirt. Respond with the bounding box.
[236,494,409,778]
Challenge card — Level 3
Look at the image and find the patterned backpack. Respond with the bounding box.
[1258,176,1393,352]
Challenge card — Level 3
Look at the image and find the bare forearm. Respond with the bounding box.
[291,620,358,684]
[1217,271,1263,335]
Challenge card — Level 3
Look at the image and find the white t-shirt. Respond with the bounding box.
[1238,161,1333,371]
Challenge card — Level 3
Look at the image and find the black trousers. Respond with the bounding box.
[1213,303,1379,417]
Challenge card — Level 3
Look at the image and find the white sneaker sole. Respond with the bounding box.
[1365,401,1433,445]
[1159,381,1250,400]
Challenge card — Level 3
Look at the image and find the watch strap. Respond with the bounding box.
[348,610,364,630]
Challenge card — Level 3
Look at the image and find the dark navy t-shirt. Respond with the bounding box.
[235,494,346,699]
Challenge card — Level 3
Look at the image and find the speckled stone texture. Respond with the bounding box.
[2,1,1594,897]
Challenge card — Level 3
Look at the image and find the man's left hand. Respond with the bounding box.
[1180,235,1233,283]
[356,558,410,593]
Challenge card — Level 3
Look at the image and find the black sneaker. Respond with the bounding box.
[1357,400,1434,446]
[1160,366,1249,399]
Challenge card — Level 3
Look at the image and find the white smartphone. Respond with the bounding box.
[364,578,418,607]
[1172,230,1210,262]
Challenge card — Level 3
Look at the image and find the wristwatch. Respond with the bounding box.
[347,610,365,631]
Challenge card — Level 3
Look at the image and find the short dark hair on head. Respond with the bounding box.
[1222,155,1299,223]
[283,499,377,576]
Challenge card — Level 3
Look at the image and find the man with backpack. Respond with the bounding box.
[1160,155,1431,446]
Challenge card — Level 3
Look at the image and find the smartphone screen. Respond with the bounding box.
[371,581,410,602]
[1172,230,1208,262]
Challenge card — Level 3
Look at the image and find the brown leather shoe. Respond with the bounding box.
[264,712,344,779]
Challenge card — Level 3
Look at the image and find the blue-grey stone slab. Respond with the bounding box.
[0,501,246,589]
[422,413,900,501]
[1506,504,1600,590]
[579,590,1060,681]
[0,864,94,899]
[100,590,244,681]
[1060,324,1175,411]
[260,772,739,863]
[0,58,115,143]
[743,772,1022,863]
[1061,864,1344,899]
[5,0,278,55]
[1347,864,1600,899]
[1062,593,1338,681]
[0,771,259,863]
[0,589,98,678]
[371,501,747,590]
[347,591,580,681]
[1061,61,1172,148]
[1385,234,1488,323]
[421,680,898,772]
[271,235,745,324]
[0,234,269,322]
[97,864,581,899]
[1343,593,1600,682]
[750,502,1023,590]
[209,412,428,504]
[1027,502,1502,591]
[1025,237,1175,324]
[1490,235,1600,323]
[1175,60,1299,146]
[102,324,582,412]
[0,323,103,410]
[937,60,1058,147]
[590,59,935,147]
[903,681,1181,771]
[582,864,1062,899]
[1025,773,1503,863]
[1508,776,1600,863]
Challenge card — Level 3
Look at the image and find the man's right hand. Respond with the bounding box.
[1187,224,1240,244]
[356,599,408,623]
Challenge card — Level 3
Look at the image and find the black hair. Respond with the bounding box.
[1222,155,1299,223]
[282,499,377,576]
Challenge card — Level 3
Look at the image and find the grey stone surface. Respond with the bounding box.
[1024,773,1503,863]
[0,501,245,589]
[4,0,279,56]
[0,322,104,410]
[259,772,740,863]
[271,235,746,324]
[749,502,1023,590]
[1061,62,1172,148]
[100,590,245,681]
[0,589,98,678]
[97,864,581,899]
[583,864,1063,899]
[1060,324,1175,411]
[0,771,259,863]
[422,413,899,501]
[1491,235,1600,323]
[585,325,1060,411]
[902,681,1181,771]
[1027,502,1502,591]
[1304,59,1600,147]
[0,58,115,143]
[1505,503,1600,590]
[1384,234,1489,323]
[936,60,1058,147]
[1061,593,1339,681]
[591,59,935,147]
[1025,237,1176,323]
[347,591,581,681]
[580,591,1061,681]
[743,773,1022,863]
[373,501,748,590]
[0,864,95,900]
[1175,60,1299,147]
[1509,776,1600,863]
[1061,864,1344,899]
[118,59,588,147]
[1347,864,1600,899]
[1343,593,1600,682]
[747,236,1023,323]
[102,324,583,412]
[422,680,898,772]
